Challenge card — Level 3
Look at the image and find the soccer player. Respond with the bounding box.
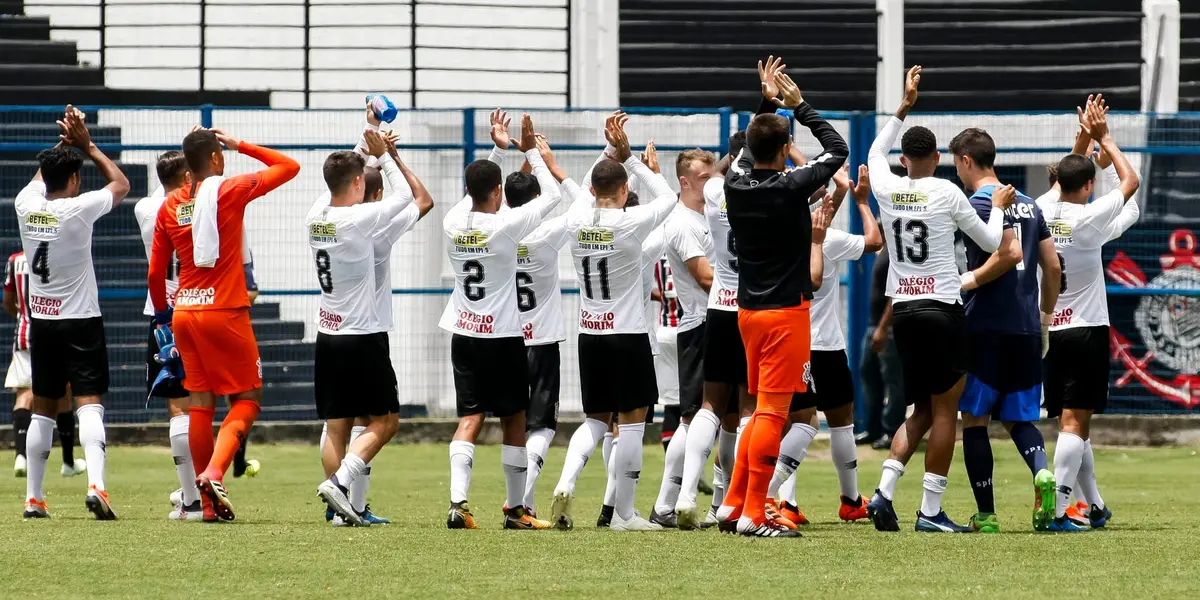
[6,251,86,479]
[1037,95,1138,532]
[863,66,1012,533]
[135,151,203,520]
[770,164,882,524]
[717,59,847,538]
[949,127,1062,533]
[17,107,130,520]
[149,127,300,522]
[309,131,416,526]
[441,112,560,530]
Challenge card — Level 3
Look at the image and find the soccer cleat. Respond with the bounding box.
[915,511,972,533]
[446,501,479,529]
[1033,469,1056,531]
[780,500,809,526]
[675,502,702,530]
[649,508,678,528]
[169,488,183,507]
[1066,501,1089,527]
[14,454,27,477]
[361,505,390,525]
[23,498,49,519]
[1047,515,1089,532]
[85,486,117,521]
[969,512,1000,533]
[838,495,869,522]
[317,479,364,526]
[61,458,86,477]
[867,489,899,532]
[611,512,665,531]
[549,489,575,530]
[737,518,803,538]
[697,478,714,496]
[596,504,614,528]
[504,505,552,530]
[197,475,235,521]
[1088,504,1112,529]
[701,505,720,529]
[765,500,798,530]
[169,500,203,521]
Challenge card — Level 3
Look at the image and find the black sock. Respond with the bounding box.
[962,426,995,514]
[56,411,76,466]
[1008,421,1048,474]
[234,439,248,471]
[13,408,32,458]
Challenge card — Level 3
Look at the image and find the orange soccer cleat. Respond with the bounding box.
[838,495,870,521]
[779,500,809,526]
[23,498,49,519]
[1066,500,1089,527]
[765,499,798,530]
[85,486,117,521]
[504,505,553,530]
[196,475,235,521]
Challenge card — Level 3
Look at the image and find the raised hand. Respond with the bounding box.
[641,139,660,174]
[57,105,92,149]
[812,193,836,245]
[832,163,851,194]
[772,72,803,109]
[850,164,871,205]
[363,129,388,158]
[365,99,381,127]
[514,113,537,152]
[758,55,785,101]
[489,107,513,149]
[991,184,1017,209]
[208,128,242,150]
[605,111,632,162]
[903,65,922,108]
[1077,94,1110,141]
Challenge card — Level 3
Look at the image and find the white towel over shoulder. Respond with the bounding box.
[192,175,227,268]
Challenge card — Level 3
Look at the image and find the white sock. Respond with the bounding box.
[717,428,735,492]
[602,431,614,469]
[1053,431,1086,518]
[830,424,860,500]
[613,422,645,520]
[555,418,608,494]
[333,452,367,490]
[779,472,798,506]
[523,428,554,511]
[348,425,370,513]
[319,421,328,452]
[654,422,687,515]
[168,415,200,505]
[878,458,905,501]
[678,409,718,509]
[1077,439,1105,510]
[76,404,106,491]
[501,444,528,510]
[712,463,726,507]
[449,440,475,503]
[920,472,948,517]
[768,422,817,498]
[25,414,54,502]
[603,435,618,507]
[734,416,750,452]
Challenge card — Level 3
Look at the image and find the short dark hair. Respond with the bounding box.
[182,129,221,173]
[625,190,640,207]
[746,114,790,163]
[675,148,714,178]
[591,159,629,197]
[36,146,83,193]
[1055,154,1096,194]
[948,128,995,168]
[900,126,937,159]
[504,172,541,208]
[363,166,383,201]
[155,150,189,189]
[1046,164,1059,186]
[322,151,365,195]
[465,159,502,202]
[728,131,747,159]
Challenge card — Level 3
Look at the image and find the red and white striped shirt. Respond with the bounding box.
[4,252,31,351]
[654,256,682,328]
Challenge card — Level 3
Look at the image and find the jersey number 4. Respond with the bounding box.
[31,242,50,284]
[580,257,611,300]
[890,218,929,264]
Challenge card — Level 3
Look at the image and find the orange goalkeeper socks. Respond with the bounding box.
[189,406,215,477]
[202,400,260,481]
[741,409,787,525]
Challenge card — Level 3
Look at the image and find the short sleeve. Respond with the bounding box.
[15,181,46,208]
[703,177,724,211]
[71,189,115,223]
[823,228,865,262]
[378,204,421,247]
[665,216,707,262]
[1075,189,1126,246]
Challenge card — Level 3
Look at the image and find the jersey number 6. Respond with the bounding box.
[516,272,536,312]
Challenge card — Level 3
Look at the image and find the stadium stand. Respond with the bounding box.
[1182,4,1199,112]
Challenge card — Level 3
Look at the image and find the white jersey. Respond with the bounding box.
[662,203,712,333]
[1036,166,1138,331]
[868,116,1003,305]
[439,149,562,339]
[642,227,666,354]
[369,160,419,333]
[704,176,739,311]
[811,228,865,351]
[517,214,570,346]
[14,181,114,320]
[135,187,178,316]
[566,156,678,335]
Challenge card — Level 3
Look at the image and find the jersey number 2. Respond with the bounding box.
[31,242,50,284]
[581,257,611,300]
[314,249,333,293]
[463,260,485,301]
[891,218,929,264]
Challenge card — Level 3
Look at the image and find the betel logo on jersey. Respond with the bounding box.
[516,245,531,266]
[577,228,614,250]
[1049,221,1073,245]
[310,222,337,243]
[454,231,489,254]
[1108,229,1200,409]
[24,212,58,235]
[891,190,929,213]
[177,202,195,226]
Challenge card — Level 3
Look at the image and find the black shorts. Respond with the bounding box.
[892,300,968,404]
[1043,325,1109,417]
[578,333,657,414]
[314,332,399,420]
[677,323,706,418]
[526,343,560,431]
[29,316,108,399]
[790,349,854,412]
[703,309,747,385]
[146,319,187,400]
[451,334,528,418]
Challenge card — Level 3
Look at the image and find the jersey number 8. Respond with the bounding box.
[314,249,333,293]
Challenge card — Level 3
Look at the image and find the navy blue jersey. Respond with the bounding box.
[962,184,1050,334]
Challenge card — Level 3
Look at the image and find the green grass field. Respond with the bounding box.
[1,441,1197,599]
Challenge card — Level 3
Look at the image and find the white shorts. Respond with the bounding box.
[654,326,680,406]
[6,349,31,390]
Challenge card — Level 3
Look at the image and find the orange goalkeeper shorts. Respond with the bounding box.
[173,308,262,396]
[738,302,811,396]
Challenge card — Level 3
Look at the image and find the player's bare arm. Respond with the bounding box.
[1037,237,1061,317]
[536,135,570,184]
[895,65,921,120]
[385,130,435,218]
[850,165,884,253]
[2,286,16,317]
[810,167,849,291]
[961,227,1022,291]
[59,105,131,209]
[641,140,660,174]
[1078,95,1139,200]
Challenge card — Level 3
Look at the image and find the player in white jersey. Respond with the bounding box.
[442,112,561,531]
[862,67,1013,533]
[1036,96,1138,532]
[16,106,130,520]
[769,164,882,524]
[307,131,412,526]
